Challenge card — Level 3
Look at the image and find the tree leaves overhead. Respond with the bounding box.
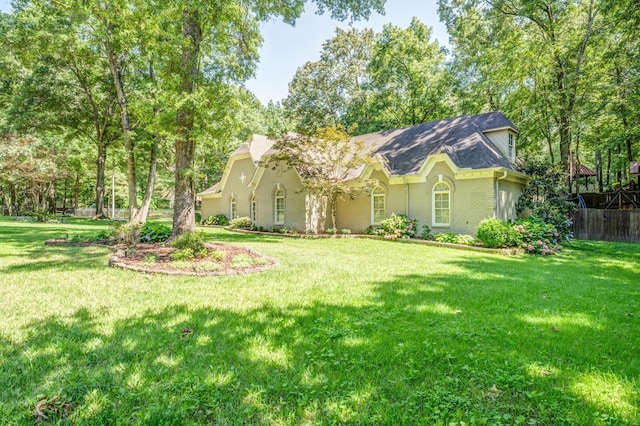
[439,0,638,187]
[285,20,452,135]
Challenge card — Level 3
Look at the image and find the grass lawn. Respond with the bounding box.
[0,217,638,425]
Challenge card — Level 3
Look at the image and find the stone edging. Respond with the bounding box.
[108,248,280,276]
[45,239,280,276]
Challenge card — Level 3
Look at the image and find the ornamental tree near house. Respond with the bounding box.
[266,126,376,233]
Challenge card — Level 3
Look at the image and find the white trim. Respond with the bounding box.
[274,188,285,225]
[432,181,450,227]
[229,194,237,220]
[371,185,386,224]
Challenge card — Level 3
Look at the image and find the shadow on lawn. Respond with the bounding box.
[1,260,638,423]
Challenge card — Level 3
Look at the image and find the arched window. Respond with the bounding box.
[250,194,256,224]
[274,188,285,224]
[432,182,450,226]
[229,194,237,220]
[371,186,386,224]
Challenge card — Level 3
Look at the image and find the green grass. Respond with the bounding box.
[0,217,638,425]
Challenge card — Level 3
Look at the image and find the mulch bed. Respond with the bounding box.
[45,240,279,276]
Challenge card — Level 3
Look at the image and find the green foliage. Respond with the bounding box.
[340,228,351,235]
[229,216,252,229]
[326,228,337,235]
[170,248,196,261]
[517,162,575,240]
[434,232,456,243]
[514,217,562,255]
[112,223,142,246]
[140,222,171,243]
[476,218,522,248]
[453,234,475,245]
[433,233,475,245]
[209,250,225,262]
[378,213,418,239]
[171,231,207,258]
[420,225,433,240]
[202,214,229,226]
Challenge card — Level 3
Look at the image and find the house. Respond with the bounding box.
[199,112,529,235]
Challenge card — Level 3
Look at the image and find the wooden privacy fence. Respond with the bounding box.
[572,208,640,243]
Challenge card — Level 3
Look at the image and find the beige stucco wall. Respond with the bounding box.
[253,162,307,231]
[497,179,523,221]
[201,156,256,221]
[335,170,401,233]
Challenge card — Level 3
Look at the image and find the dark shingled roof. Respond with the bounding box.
[355,112,518,175]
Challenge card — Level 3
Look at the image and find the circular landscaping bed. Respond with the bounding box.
[45,240,278,276]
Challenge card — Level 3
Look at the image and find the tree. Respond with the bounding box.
[285,27,376,134]
[267,126,375,232]
[170,0,387,238]
[367,18,453,129]
[7,0,121,217]
[439,0,604,182]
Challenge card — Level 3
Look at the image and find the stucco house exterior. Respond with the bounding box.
[199,112,529,235]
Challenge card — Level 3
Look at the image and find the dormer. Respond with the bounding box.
[483,128,517,163]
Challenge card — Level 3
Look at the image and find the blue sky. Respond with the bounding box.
[0,0,449,105]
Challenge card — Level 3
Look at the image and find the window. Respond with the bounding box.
[250,194,256,224]
[274,189,285,224]
[229,195,237,220]
[432,182,450,226]
[371,186,386,223]
[508,133,515,159]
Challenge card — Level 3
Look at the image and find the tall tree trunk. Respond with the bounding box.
[74,173,80,212]
[133,62,161,224]
[595,150,603,193]
[135,134,159,223]
[606,148,611,188]
[9,183,16,216]
[171,8,202,238]
[616,143,622,185]
[106,31,138,223]
[95,142,108,218]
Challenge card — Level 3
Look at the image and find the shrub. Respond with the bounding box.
[420,225,433,240]
[326,228,337,235]
[516,161,575,240]
[340,228,351,235]
[279,227,288,234]
[514,216,562,255]
[434,232,457,243]
[379,213,418,239]
[476,218,522,248]
[170,248,195,261]
[140,222,171,243]
[171,231,207,258]
[194,212,201,225]
[454,234,475,245]
[112,223,142,246]
[229,216,252,229]
[202,214,229,226]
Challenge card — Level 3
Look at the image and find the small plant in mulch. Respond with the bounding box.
[33,395,73,423]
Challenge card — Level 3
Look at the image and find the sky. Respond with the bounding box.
[0,0,450,105]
